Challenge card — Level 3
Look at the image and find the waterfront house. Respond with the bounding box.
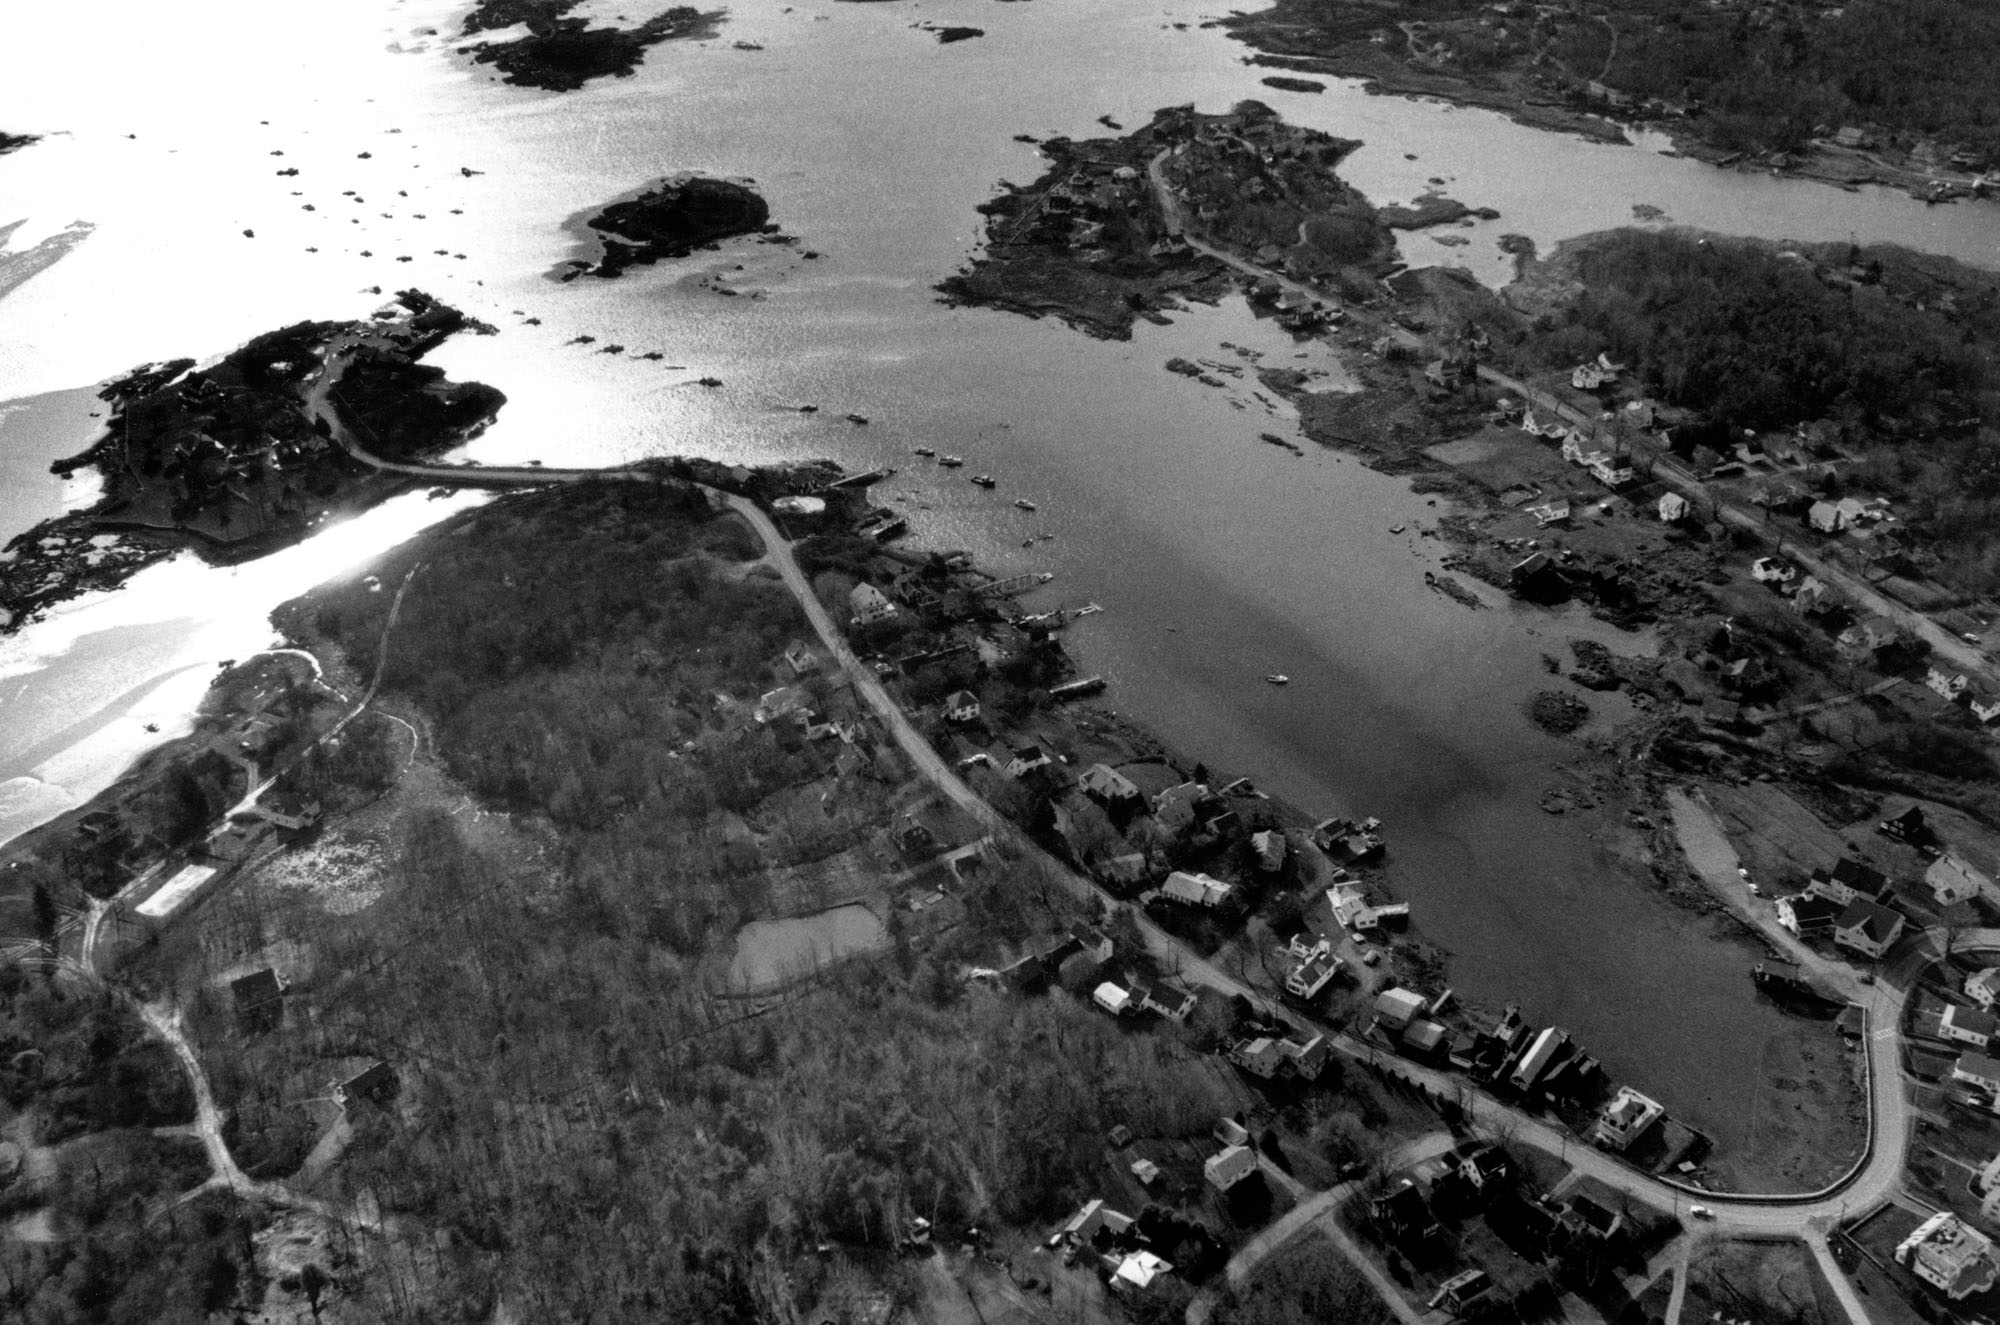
[1833,899,1905,960]
[1928,852,1992,907]
[1955,1053,2000,1096]
[1776,892,1845,938]
[1928,667,1972,702]
[1510,1027,1569,1091]
[1657,492,1690,524]
[942,690,981,724]
[1969,968,2000,1010]
[1401,1020,1449,1059]
[1161,870,1233,909]
[1153,781,1213,834]
[1944,1004,1999,1049]
[1373,987,1426,1031]
[1204,1144,1258,1193]
[1592,1085,1665,1152]
[1897,1212,2000,1300]
[849,582,899,625]
[1251,829,1287,872]
[1079,762,1143,805]
[1005,744,1052,779]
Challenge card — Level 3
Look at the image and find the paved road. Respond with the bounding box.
[1150,145,2000,694]
[297,323,1934,1316]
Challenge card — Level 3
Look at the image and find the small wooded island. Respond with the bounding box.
[571,176,774,278]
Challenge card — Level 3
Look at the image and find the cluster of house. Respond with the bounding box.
[1570,352,1623,392]
[1371,1136,1635,1303]
[1806,494,1893,537]
[1745,553,1931,672]
[1226,1025,1334,1083]
[1046,1198,1173,1295]
[1777,847,1994,968]
[1516,409,1635,492]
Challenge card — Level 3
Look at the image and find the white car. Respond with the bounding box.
[1688,1204,1715,1220]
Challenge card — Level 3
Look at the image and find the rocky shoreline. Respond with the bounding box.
[457,0,721,92]
[0,130,38,155]
[0,292,505,634]
[561,175,779,279]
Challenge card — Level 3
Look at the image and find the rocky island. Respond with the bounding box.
[566,175,776,279]
[0,130,37,155]
[457,0,719,92]
[0,291,505,632]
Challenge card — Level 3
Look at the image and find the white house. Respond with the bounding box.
[1833,899,1905,960]
[1092,983,1134,1016]
[1251,829,1288,872]
[1658,492,1691,523]
[1928,852,1992,907]
[849,582,899,625]
[1373,987,1426,1030]
[1808,500,1845,533]
[1005,744,1052,779]
[1928,667,1972,702]
[1897,1212,2000,1300]
[1161,870,1233,909]
[1203,1144,1258,1193]
[942,689,981,724]
[1588,455,1635,488]
[1751,556,1797,585]
[1285,943,1344,1000]
[1593,1086,1665,1152]
[1511,1026,1569,1090]
[1968,967,2000,1010]
[1079,763,1142,804]
[1979,1153,2000,1221]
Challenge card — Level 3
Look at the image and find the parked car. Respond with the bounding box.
[1688,1205,1714,1220]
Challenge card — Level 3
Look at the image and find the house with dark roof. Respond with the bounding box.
[230,968,284,1033]
[1809,857,1892,907]
[1776,892,1845,939]
[338,1061,398,1111]
[1559,1195,1624,1241]
[1833,899,1905,960]
[1373,1182,1439,1241]
[1880,804,1931,845]
[1457,1144,1513,1193]
[942,690,981,724]
[1944,1004,1999,1050]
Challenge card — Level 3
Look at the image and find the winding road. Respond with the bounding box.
[297,332,1952,1321]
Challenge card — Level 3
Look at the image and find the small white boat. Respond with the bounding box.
[1266,674,1289,686]
[1014,499,1037,511]
[913,446,936,457]
[1037,572,1055,583]
[1074,603,1103,616]
[938,455,965,468]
